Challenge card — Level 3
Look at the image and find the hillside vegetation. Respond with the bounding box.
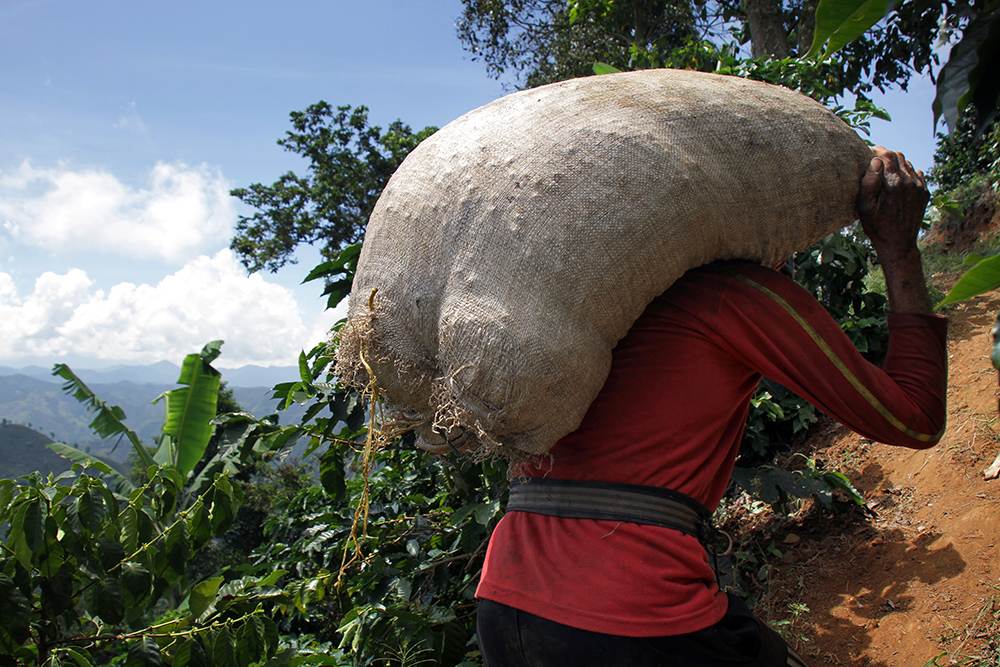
[0,423,67,479]
[0,374,304,463]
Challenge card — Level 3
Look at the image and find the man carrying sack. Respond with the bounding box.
[474,147,947,666]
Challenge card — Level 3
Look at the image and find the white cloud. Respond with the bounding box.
[0,250,338,367]
[0,160,233,262]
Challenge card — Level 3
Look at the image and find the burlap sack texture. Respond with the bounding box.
[335,68,872,458]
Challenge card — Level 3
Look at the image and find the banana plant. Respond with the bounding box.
[49,340,224,488]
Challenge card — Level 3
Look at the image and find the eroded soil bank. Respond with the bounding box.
[756,291,1000,666]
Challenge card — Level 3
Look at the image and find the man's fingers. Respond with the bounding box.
[897,152,918,181]
[916,168,927,190]
[881,150,901,174]
[858,157,884,215]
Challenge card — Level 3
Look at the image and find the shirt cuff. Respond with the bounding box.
[887,312,948,333]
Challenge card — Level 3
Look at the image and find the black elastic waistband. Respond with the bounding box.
[505,478,712,543]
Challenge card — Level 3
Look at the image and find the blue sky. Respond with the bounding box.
[0,0,945,369]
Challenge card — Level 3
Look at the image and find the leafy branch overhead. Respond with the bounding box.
[808,0,999,133]
[230,103,435,274]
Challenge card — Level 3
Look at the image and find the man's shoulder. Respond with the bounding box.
[664,259,810,314]
[680,260,789,290]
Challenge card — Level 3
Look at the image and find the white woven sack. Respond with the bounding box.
[336,68,871,457]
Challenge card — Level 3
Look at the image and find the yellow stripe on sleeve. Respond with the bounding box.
[733,274,943,444]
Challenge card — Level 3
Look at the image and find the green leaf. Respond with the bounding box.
[0,573,32,643]
[301,243,361,284]
[121,562,153,606]
[165,524,191,574]
[187,498,212,546]
[200,339,224,364]
[592,61,621,75]
[807,0,892,58]
[22,498,44,552]
[157,352,222,478]
[0,480,14,520]
[125,637,163,667]
[76,489,106,532]
[568,0,580,25]
[120,506,139,552]
[209,485,235,533]
[235,618,263,666]
[152,434,177,468]
[6,505,29,568]
[937,254,1000,307]
[212,628,237,667]
[262,617,279,658]
[933,3,1000,131]
[298,351,311,384]
[320,277,354,309]
[823,470,867,506]
[189,575,224,618]
[52,364,154,470]
[48,442,131,488]
[87,580,125,624]
[58,647,96,667]
[319,447,346,501]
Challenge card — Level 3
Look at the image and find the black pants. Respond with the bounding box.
[477,595,807,667]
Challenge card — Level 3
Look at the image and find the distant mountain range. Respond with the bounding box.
[0,371,306,465]
[0,361,299,388]
[0,422,123,479]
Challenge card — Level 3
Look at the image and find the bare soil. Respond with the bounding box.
[923,190,1000,253]
[758,291,1000,666]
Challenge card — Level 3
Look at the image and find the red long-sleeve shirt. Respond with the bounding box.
[476,261,947,637]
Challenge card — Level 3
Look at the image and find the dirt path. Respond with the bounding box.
[765,292,1000,666]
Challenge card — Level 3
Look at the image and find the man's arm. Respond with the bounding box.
[858,147,932,314]
[681,147,947,448]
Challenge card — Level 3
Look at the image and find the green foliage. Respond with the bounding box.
[47,442,129,489]
[0,423,77,480]
[301,243,362,311]
[458,0,699,88]
[457,0,952,96]
[742,385,819,461]
[793,227,888,359]
[247,447,504,666]
[230,104,436,274]
[155,342,223,478]
[932,0,1000,132]
[938,253,1000,307]
[0,344,334,665]
[0,461,268,665]
[931,109,1000,193]
[53,365,155,471]
[732,454,867,511]
[807,0,893,58]
[808,0,998,133]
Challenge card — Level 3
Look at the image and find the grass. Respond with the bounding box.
[770,600,813,648]
[925,594,1000,666]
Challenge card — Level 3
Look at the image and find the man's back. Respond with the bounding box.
[477,260,947,637]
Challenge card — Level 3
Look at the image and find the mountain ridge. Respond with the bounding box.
[0,362,298,387]
[0,374,305,465]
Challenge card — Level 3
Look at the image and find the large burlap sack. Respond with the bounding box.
[336,68,871,457]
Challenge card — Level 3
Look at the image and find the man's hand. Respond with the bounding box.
[857,146,933,314]
[858,146,930,263]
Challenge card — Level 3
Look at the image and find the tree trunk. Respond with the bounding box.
[744,0,790,58]
[797,0,819,54]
